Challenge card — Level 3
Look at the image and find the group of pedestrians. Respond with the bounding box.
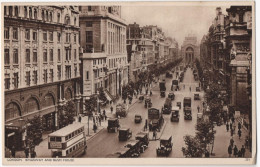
[225,118,242,139]
[8,145,37,158]
[228,138,246,157]
[92,110,107,133]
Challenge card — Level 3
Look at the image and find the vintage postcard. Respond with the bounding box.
[2,0,256,165]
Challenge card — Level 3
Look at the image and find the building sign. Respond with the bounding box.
[49,142,62,149]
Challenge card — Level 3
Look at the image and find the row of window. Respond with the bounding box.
[4,27,77,44]
[4,48,77,65]
[65,127,84,141]
[108,57,127,69]
[4,6,77,26]
[66,140,85,155]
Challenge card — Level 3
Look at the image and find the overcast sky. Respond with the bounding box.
[122,5,229,47]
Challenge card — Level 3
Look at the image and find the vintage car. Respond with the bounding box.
[197,113,203,122]
[135,132,149,153]
[124,140,142,157]
[184,107,192,120]
[171,107,180,122]
[119,128,132,141]
[196,87,200,92]
[134,114,142,123]
[177,102,181,109]
[168,92,175,101]
[116,103,128,117]
[162,98,172,114]
[107,147,131,158]
[139,94,144,102]
[194,93,200,100]
[144,97,152,108]
[166,72,173,78]
[156,136,173,157]
[160,91,166,98]
[107,118,120,133]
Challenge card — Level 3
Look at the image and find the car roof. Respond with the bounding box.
[160,135,172,141]
[108,118,118,121]
[120,128,129,131]
[172,106,179,111]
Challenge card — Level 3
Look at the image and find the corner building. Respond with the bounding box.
[79,6,128,102]
[4,6,81,150]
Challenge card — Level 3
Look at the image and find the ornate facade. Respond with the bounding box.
[181,34,200,65]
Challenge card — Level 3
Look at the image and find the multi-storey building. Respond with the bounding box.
[79,6,128,102]
[224,6,252,112]
[4,6,81,150]
[169,38,179,62]
[181,34,200,65]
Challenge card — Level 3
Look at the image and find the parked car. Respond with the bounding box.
[135,114,142,123]
[119,128,132,141]
[107,118,120,133]
[171,106,180,122]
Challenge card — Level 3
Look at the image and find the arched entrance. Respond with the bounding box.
[185,47,194,65]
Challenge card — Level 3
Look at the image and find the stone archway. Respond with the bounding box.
[185,47,194,65]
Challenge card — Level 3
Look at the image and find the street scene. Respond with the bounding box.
[3,3,254,161]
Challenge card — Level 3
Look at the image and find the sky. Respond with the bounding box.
[121,5,229,47]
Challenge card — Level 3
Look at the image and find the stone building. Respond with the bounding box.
[79,6,128,102]
[181,34,200,65]
[4,6,81,150]
[224,6,252,112]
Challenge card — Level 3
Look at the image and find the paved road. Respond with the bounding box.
[84,67,204,158]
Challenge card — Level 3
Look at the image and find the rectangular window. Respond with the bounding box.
[43,31,47,41]
[33,31,37,41]
[58,49,61,62]
[43,49,47,63]
[86,31,93,43]
[74,34,76,43]
[26,49,30,63]
[86,71,89,80]
[43,69,48,83]
[65,66,71,79]
[57,32,61,42]
[49,31,53,41]
[13,72,19,88]
[57,65,61,80]
[88,6,92,11]
[57,13,60,23]
[50,49,53,62]
[74,49,77,60]
[4,27,9,39]
[86,22,92,27]
[50,69,53,82]
[33,71,37,84]
[74,67,77,77]
[25,29,30,40]
[33,51,37,63]
[25,71,30,86]
[13,28,18,40]
[4,49,10,65]
[13,49,18,64]
[5,76,10,90]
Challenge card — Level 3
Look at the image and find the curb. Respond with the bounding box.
[86,126,105,141]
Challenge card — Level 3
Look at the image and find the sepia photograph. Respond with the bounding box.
[2,1,256,165]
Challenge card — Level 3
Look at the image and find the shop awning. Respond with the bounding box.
[104,89,113,101]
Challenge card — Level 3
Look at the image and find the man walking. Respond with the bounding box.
[110,106,113,114]
[230,137,234,147]
[189,86,191,92]
[228,145,232,157]
[24,146,29,158]
[233,145,238,157]
[241,145,246,157]
[229,122,233,130]
[226,123,229,132]
[238,122,242,130]
[238,129,242,139]
[197,106,200,113]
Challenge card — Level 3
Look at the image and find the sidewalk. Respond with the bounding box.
[213,119,251,158]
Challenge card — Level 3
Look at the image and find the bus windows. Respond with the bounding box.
[50,137,55,141]
[56,137,61,142]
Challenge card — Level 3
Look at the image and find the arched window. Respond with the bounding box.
[42,94,55,108]
[23,97,39,115]
[65,15,70,25]
[41,10,45,21]
[65,88,72,100]
[5,102,21,121]
[24,6,27,18]
[14,6,19,16]
[34,9,37,19]
[9,6,13,16]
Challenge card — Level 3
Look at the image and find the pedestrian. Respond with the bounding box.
[228,145,233,157]
[24,146,29,158]
[103,110,106,116]
[229,122,233,130]
[237,150,242,157]
[110,106,113,114]
[238,122,242,130]
[78,115,82,123]
[11,146,15,158]
[31,149,36,158]
[93,123,97,133]
[202,101,205,107]
[226,123,229,132]
[231,128,234,137]
[231,117,235,124]
[233,124,236,134]
[104,114,107,121]
[205,150,210,158]
[197,106,200,113]
[230,138,234,148]
[99,116,102,126]
[245,137,249,149]
[233,145,238,157]
[153,131,156,140]
[241,145,245,157]
[238,129,242,139]
[189,86,191,92]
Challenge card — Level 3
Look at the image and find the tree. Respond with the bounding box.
[84,95,97,115]
[196,120,215,151]
[27,115,43,147]
[182,135,204,157]
[58,100,76,128]
[98,87,107,103]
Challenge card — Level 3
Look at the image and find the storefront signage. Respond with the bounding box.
[50,142,62,149]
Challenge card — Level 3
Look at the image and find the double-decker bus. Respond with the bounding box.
[48,123,87,158]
